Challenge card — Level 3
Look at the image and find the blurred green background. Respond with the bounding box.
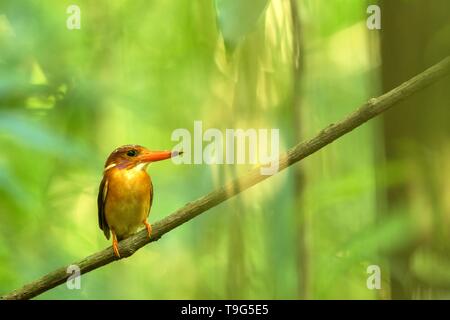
[0,0,449,299]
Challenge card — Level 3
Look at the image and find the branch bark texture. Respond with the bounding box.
[2,56,450,300]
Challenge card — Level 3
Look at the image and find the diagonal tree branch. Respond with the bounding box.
[2,56,450,300]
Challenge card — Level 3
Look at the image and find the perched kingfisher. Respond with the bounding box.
[97,145,182,257]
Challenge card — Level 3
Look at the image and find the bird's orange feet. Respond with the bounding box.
[112,232,120,258]
[143,221,152,238]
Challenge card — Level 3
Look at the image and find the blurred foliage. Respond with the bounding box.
[0,0,449,299]
[215,0,269,52]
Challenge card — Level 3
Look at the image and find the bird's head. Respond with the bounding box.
[104,144,182,171]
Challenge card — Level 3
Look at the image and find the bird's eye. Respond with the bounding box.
[127,149,138,157]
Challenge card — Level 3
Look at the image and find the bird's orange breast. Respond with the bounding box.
[104,166,152,240]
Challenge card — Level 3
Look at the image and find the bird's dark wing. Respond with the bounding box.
[149,179,154,211]
[97,176,110,240]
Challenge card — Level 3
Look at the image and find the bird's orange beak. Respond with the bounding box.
[138,150,183,163]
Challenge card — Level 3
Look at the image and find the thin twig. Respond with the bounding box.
[2,56,450,300]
